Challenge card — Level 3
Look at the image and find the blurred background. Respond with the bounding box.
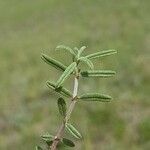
[0,0,149,149]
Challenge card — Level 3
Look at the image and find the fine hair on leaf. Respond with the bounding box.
[41,54,67,71]
[79,93,112,102]
[81,70,116,77]
[66,123,82,139]
[46,81,72,98]
[56,45,76,56]
[78,57,94,69]
[57,97,67,117]
[62,138,75,147]
[56,62,77,88]
[86,49,117,60]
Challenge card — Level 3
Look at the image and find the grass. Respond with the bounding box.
[0,0,149,149]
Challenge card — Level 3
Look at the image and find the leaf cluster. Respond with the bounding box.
[36,45,117,149]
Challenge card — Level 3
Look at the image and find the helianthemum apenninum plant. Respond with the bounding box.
[36,45,117,150]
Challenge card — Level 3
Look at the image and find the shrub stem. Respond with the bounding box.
[51,75,79,150]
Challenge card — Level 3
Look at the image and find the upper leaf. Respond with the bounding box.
[62,138,75,147]
[77,46,86,58]
[41,54,67,71]
[57,97,67,117]
[56,62,77,88]
[78,57,94,69]
[85,49,117,60]
[46,81,72,97]
[66,123,82,139]
[81,70,116,77]
[79,93,112,102]
[56,45,76,56]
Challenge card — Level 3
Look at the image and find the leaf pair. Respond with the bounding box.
[41,133,75,148]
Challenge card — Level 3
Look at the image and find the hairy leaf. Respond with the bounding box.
[35,146,43,150]
[56,45,76,56]
[73,47,79,53]
[79,93,112,102]
[86,49,117,59]
[77,46,86,58]
[62,138,75,147]
[81,70,116,77]
[41,54,67,71]
[78,57,94,69]
[66,123,82,139]
[41,133,54,141]
[46,81,72,97]
[56,62,77,88]
[57,97,67,117]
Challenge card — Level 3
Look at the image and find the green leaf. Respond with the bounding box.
[86,49,117,60]
[81,70,116,77]
[77,46,86,58]
[35,146,43,150]
[56,45,76,56]
[57,97,67,117]
[56,62,77,88]
[46,81,72,97]
[79,93,112,102]
[78,57,94,69]
[41,133,54,141]
[66,123,82,139]
[41,54,67,71]
[62,138,75,147]
[73,47,79,53]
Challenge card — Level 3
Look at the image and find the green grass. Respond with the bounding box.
[0,0,149,149]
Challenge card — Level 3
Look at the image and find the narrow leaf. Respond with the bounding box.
[73,47,79,53]
[62,138,75,147]
[56,62,77,88]
[66,123,82,139]
[86,49,117,59]
[78,57,94,69]
[79,93,112,102]
[35,146,43,150]
[57,97,67,117]
[41,133,54,141]
[77,46,86,58]
[81,70,116,77]
[56,45,76,56]
[46,81,72,97]
[41,54,67,71]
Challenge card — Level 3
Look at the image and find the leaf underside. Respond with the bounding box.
[41,54,67,71]
[66,123,82,139]
[56,62,77,88]
[57,97,67,117]
[62,138,75,147]
[79,93,112,102]
[78,57,94,69]
[86,49,117,59]
[81,70,116,77]
[56,45,76,56]
[46,81,72,97]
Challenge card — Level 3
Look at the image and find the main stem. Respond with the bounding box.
[51,75,79,150]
